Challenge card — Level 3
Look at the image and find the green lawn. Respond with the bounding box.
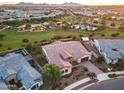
[0,27,124,52]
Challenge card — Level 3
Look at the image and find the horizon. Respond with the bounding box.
[1,0,124,5]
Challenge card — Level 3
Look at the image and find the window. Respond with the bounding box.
[81,57,89,62]
[62,70,64,74]
[9,79,15,84]
[65,69,68,73]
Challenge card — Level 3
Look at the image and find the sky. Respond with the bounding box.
[0,0,124,5]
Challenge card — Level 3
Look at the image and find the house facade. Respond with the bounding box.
[42,41,91,76]
[0,53,43,90]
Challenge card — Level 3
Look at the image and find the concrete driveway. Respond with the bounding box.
[82,61,103,75]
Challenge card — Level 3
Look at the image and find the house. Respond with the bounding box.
[0,53,43,90]
[18,24,46,32]
[94,39,124,64]
[42,41,91,76]
[80,23,98,31]
[71,25,80,29]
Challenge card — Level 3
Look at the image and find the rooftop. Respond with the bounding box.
[95,39,124,61]
[0,53,42,89]
[42,41,90,68]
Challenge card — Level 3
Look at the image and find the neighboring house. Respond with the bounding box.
[18,24,46,32]
[94,39,124,64]
[42,41,91,76]
[0,53,43,90]
[71,23,98,31]
[80,23,98,31]
[71,25,80,29]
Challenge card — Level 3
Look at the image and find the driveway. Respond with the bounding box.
[81,61,103,75]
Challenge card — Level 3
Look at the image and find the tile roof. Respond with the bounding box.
[0,78,8,90]
[42,41,90,68]
[0,53,42,89]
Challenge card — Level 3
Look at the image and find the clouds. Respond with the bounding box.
[0,0,124,5]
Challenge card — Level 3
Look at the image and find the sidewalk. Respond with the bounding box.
[64,78,91,90]
[64,71,124,90]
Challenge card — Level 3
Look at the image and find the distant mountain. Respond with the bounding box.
[0,2,81,7]
[62,2,81,6]
[16,2,34,5]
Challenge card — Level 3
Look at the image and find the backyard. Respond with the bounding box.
[0,27,124,52]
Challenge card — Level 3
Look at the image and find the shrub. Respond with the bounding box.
[96,56,105,64]
[101,34,105,37]
[52,35,62,40]
[25,43,32,51]
[110,59,124,71]
[8,47,12,50]
[108,73,117,78]
[34,41,38,44]
[111,33,120,37]
[22,38,29,43]
[25,23,31,29]
[87,72,97,80]
[66,35,73,38]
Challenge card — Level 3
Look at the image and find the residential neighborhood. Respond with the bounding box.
[0,1,124,91]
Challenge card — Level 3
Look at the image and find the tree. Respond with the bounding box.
[25,23,31,29]
[96,56,105,64]
[42,64,61,89]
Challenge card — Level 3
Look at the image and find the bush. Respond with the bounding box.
[22,38,29,43]
[108,73,117,78]
[87,72,97,80]
[8,47,12,50]
[110,59,124,71]
[25,43,32,51]
[111,33,120,37]
[101,34,105,37]
[52,35,62,40]
[66,35,73,38]
[96,56,105,64]
[34,41,38,44]
[25,23,31,29]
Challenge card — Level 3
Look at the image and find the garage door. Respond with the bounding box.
[81,57,89,62]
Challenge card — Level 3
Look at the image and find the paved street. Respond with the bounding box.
[85,77,124,90]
